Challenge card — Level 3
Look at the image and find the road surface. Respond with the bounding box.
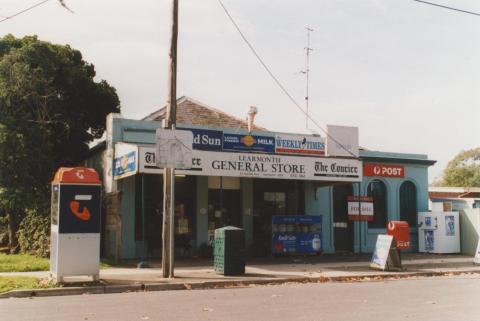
[1,275,479,321]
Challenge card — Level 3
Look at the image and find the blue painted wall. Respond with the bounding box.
[102,116,433,258]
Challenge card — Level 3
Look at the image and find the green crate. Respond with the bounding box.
[213,226,245,276]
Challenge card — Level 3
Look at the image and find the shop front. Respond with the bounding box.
[87,100,434,261]
[133,144,363,258]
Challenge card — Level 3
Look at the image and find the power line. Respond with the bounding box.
[413,0,480,16]
[217,0,358,158]
[0,0,51,24]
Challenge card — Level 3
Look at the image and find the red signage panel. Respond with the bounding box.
[364,164,404,178]
[387,221,410,250]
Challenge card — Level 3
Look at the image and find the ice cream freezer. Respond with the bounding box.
[418,211,460,254]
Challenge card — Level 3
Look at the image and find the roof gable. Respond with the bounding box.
[143,96,266,131]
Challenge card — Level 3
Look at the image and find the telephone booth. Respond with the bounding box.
[50,167,102,282]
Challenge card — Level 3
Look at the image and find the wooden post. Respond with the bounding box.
[162,0,178,279]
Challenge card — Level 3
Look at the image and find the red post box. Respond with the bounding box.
[387,221,410,250]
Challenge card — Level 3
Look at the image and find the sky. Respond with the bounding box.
[1,0,479,183]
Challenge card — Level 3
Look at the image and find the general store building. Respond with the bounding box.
[87,97,435,260]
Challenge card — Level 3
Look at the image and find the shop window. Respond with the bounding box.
[263,192,286,215]
[135,174,196,258]
[400,181,417,228]
[208,185,242,244]
[367,180,387,229]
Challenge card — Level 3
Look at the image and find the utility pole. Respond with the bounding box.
[304,27,313,129]
[162,0,178,279]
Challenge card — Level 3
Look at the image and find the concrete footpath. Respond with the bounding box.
[1,253,479,299]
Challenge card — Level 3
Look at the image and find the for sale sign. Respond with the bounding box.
[364,164,404,178]
[347,196,374,221]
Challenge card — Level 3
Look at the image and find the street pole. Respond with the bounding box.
[358,182,362,255]
[162,0,178,279]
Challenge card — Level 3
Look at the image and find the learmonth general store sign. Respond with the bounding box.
[139,146,362,182]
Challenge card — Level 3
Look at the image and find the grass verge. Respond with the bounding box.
[0,253,49,272]
[0,276,54,293]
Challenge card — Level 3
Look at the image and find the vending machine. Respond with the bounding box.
[50,167,102,282]
[418,212,460,254]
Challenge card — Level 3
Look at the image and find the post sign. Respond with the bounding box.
[364,164,404,178]
[370,234,393,270]
[223,133,275,154]
[275,134,325,156]
[139,146,363,183]
[347,196,374,221]
[155,129,194,169]
[113,143,138,180]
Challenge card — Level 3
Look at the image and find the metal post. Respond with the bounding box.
[304,27,313,129]
[162,0,178,279]
[358,182,362,255]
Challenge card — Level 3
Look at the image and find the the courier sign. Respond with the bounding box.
[139,147,362,182]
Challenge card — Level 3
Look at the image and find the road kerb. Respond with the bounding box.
[1,269,480,299]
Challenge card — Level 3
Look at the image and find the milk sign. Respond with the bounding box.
[223,133,275,153]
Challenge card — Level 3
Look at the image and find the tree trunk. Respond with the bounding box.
[7,213,19,254]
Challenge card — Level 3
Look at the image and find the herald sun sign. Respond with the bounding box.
[364,164,404,178]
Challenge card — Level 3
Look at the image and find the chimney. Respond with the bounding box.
[247,106,258,133]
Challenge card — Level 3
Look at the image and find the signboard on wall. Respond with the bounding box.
[139,146,363,183]
[275,134,325,156]
[155,129,193,169]
[325,125,359,158]
[179,128,223,151]
[223,133,275,154]
[113,143,138,180]
[364,164,404,178]
[347,196,374,221]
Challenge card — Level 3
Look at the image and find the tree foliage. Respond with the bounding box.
[0,35,120,252]
[440,147,480,187]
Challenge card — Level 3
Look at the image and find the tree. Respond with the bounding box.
[0,35,120,252]
[440,147,480,187]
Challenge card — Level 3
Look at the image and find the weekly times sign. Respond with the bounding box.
[139,146,362,182]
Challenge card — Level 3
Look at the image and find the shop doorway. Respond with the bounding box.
[333,184,354,252]
[252,179,305,257]
[207,177,242,244]
[135,174,196,258]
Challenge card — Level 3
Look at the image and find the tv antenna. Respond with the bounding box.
[301,27,314,129]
